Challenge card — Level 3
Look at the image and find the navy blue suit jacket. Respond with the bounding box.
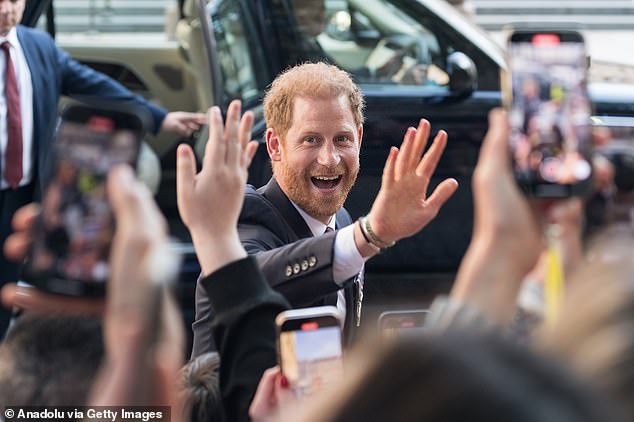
[12,25,167,189]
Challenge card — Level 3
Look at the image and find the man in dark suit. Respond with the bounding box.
[191,63,460,356]
[0,0,206,337]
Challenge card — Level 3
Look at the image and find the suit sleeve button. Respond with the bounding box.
[309,256,317,267]
[285,265,293,277]
[293,263,301,274]
[301,260,309,271]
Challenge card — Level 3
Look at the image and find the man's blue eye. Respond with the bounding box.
[304,136,317,143]
[336,136,350,143]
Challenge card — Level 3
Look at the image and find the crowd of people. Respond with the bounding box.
[0,9,632,420]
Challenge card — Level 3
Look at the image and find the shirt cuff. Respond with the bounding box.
[333,224,367,286]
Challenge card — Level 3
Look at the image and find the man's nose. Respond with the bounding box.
[317,141,341,167]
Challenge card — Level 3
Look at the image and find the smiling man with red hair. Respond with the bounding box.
[191,62,458,357]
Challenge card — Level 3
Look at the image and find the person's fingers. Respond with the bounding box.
[185,120,202,131]
[274,373,295,407]
[108,165,167,266]
[395,127,415,178]
[0,283,17,309]
[204,107,225,169]
[425,178,459,214]
[381,146,398,187]
[244,140,259,169]
[592,154,615,192]
[3,232,30,262]
[592,125,612,147]
[547,198,583,226]
[416,130,447,180]
[176,144,197,221]
[225,100,242,165]
[1,283,104,314]
[410,119,431,169]
[479,108,510,171]
[239,111,255,149]
[107,165,138,219]
[11,203,40,232]
[187,112,208,125]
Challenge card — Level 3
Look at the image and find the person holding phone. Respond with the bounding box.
[190,62,459,356]
[0,0,206,336]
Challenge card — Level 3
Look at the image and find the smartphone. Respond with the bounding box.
[276,306,344,398]
[378,309,428,339]
[22,103,147,296]
[503,29,593,197]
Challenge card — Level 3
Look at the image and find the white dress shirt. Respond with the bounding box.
[290,201,368,318]
[0,28,34,190]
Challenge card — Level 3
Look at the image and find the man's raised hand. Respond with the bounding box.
[366,118,459,244]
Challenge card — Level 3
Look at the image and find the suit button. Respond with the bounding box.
[293,263,301,274]
[285,265,293,277]
[309,256,317,267]
[301,260,309,271]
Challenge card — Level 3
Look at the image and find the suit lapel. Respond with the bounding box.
[260,178,314,239]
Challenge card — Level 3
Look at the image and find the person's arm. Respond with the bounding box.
[55,46,167,133]
[447,109,543,326]
[200,256,289,422]
[56,43,205,136]
[239,221,344,306]
[177,99,275,421]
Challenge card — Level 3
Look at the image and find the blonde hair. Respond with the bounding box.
[263,62,365,138]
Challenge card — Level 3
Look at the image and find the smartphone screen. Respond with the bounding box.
[379,310,428,339]
[277,309,343,398]
[23,105,143,296]
[507,30,593,197]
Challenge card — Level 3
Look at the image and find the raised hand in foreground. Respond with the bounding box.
[176,100,258,276]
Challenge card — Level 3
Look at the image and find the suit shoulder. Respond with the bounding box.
[17,25,56,45]
[241,184,278,222]
[240,184,293,238]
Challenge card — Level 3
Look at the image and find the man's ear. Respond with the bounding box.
[266,128,282,162]
[357,125,364,150]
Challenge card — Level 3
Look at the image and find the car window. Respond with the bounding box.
[290,0,449,87]
[211,1,260,107]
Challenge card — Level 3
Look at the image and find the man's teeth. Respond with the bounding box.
[313,176,340,181]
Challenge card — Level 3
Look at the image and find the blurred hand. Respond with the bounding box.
[471,109,543,267]
[2,202,38,264]
[249,366,296,422]
[1,203,105,314]
[176,100,258,276]
[367,118,459,244]
[450,109,543,324]
[160,111,207,137]
[89,165,184,409]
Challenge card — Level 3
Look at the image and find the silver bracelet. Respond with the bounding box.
[358,216,396,251]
